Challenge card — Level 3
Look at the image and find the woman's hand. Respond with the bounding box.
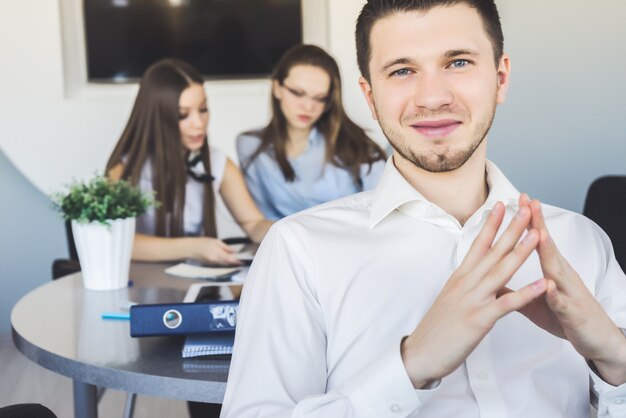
[132,234,243,265]
[189,237,243,266]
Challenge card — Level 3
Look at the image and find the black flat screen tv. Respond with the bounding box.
[83,0,302,82]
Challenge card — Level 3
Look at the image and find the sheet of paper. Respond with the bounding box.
[230,267,248,283]
[229,243,245,252]
[180,281,237,300]
[229,243,255,261]
[164,263,240,280]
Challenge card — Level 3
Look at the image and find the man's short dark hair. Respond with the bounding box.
[356,0,504,82]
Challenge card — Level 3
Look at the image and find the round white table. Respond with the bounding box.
[11,262,231,418]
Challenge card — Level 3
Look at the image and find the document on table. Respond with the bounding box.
[230,243,256,262]
[164,263,240,280]
[164,241,255,280]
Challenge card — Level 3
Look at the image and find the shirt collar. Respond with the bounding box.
[483,160,520,212]
[308,127,323,146]
[369,159,520,229]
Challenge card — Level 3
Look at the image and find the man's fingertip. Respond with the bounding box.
[530,278,546,292]
[520,193,530,206]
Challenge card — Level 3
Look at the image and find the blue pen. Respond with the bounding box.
[101,312,131,320]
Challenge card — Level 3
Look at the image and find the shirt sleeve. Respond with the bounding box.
[221,221,437,418]
[360,158,387,191]
[235,134,276,219]
[588,223,626,417]
[590,363,626,417]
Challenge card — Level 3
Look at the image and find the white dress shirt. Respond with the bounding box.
[222,159,626,418]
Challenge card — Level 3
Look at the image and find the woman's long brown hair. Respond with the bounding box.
[106,59,217,238]
[242,44,385,184]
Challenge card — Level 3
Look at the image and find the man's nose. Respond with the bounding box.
[412,70,454,111]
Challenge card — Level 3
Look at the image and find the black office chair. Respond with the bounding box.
[51,220,81,280]
[582,175,626,272]
[0,404,57,418]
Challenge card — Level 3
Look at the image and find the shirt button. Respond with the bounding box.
[476,372,488,381]
[390,403,403,413]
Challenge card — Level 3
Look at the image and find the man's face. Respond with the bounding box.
[359,5,510,173]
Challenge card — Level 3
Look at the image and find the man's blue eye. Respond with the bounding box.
[450,59,469,69]
[392,68,410,77]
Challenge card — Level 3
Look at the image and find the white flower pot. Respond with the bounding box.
[71,217,135,291]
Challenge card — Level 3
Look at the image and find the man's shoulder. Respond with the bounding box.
[542,202,594,225]
[541,202,608,243]
[273,191,375,235]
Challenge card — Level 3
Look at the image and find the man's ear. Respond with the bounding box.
[358,76,378,120]
[496,54,511,105]
[272,80,282,100]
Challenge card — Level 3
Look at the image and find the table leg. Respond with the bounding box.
[73,380,97,418]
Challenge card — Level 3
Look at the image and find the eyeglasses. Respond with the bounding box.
[281,83,330,106]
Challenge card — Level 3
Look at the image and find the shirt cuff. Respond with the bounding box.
[348,345,439,417]
[589,361,626,417]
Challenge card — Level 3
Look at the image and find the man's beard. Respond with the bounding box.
[376,102,496,173]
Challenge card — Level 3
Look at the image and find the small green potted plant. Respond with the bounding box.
[53,175,156,291]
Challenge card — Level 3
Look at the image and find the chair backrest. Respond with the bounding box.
[582,176,626,272]
[65,219,79,260]
[51,220,81,280]
[0,403,57,418]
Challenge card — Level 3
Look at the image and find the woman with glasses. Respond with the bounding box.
[106,58,272,267]
[237,44,386,220]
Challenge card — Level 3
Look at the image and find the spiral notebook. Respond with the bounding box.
[180,283,240,357]
[182,332,235,358]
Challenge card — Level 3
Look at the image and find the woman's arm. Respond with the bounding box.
[108,163,125,181]
[132,233,240,265]
[220,159,273,244]
[236,134,275,218]
[108,162,241,265]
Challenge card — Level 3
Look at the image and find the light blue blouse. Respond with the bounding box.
[236,128,385,220]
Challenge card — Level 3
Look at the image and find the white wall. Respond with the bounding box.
[1,0,625,333]
[0,149,65,334]
[490,0,626,210]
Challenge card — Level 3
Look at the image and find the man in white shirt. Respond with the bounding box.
[221,1,626,417]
